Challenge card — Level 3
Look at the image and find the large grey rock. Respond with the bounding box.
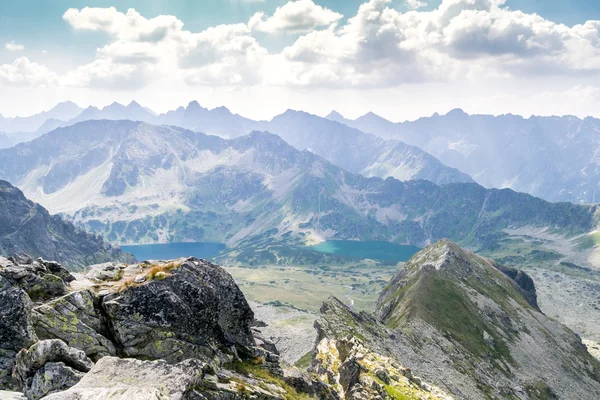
[102,258,255,363]
[32,290,116,360]
[84,263,124,282]
[0,391,26,399]
[12,340,93,400]
[0,276,37,390]
[24,362,86,400]
[35,258,76,284]
[42,356,207,400]
[0,255,74,303]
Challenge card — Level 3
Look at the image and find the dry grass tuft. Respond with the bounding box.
[145,260,182,281]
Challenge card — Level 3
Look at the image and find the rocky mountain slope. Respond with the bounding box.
[314,240,600,399]
[2,243,598,399]
[0,180,133,269]
[0,120,597,268]
[328,109,600,204]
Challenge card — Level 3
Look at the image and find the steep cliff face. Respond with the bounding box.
[0,180,133,270]
[315,240,600,399]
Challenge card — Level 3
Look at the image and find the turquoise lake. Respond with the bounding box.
[121,242,226,262]
[308,240,420,262]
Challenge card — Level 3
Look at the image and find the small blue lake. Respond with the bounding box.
[120,242,226,262]
[308,240,420,262]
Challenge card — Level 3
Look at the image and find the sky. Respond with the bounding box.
[2,0,600,121]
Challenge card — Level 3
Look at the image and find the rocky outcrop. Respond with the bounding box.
[313,298,451,400]
[100,258,255,362]
[0,275,37,390]
[42,357,207,400]
[32,290,116,360]
[0,180,134,270]
[323,239,600,399]
[0,255,73,302]
[493,263,539,310]
[12,339,93,400]
[1,255,308,399]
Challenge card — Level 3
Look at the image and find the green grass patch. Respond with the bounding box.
[575,231,600,250]
[294,351,314,370]
[226,361,313,400]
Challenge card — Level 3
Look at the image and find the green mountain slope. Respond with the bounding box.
[0,120,598,270]
[314,240,600,399]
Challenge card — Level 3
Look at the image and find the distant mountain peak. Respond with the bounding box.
[127,100,142,108]
[212,105,232,115]
[325,110,345,121]
[446,108,467,116]
[187,100,206,110]
[279,109,314,119]
[104,102,125,110]
[357,111,389,122]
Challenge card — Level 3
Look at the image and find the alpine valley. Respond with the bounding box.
[1,105,600,400]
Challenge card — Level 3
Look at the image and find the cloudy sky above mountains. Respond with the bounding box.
[1,0,600,120]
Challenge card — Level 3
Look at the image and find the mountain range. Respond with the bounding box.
[6,100,600,204]
[0,102,83,148]
[2,101,470,187]
[0,119,597,271]
[328,109,600,204]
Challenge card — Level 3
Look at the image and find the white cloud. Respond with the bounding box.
[59,7,267,88]
[406,0,427,9]
[179,24,268,85]
[277,0,600,87]
[5,41,24,51]
[2,0,600,97]
[0,57,57,86]
[249,0,342,34]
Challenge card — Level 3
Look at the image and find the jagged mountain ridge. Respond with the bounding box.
[315,240,600,399]
[264,109,473,185]
[0,120,597,266]
[0,102,82,136]
[0,180,133,269]
[1,101,473,187]
[327,109,600,204]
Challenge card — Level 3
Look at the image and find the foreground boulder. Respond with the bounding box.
[12,340,93,400]
[42,357,204,400]
[100,258,256,362]
[42,355,312,400]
